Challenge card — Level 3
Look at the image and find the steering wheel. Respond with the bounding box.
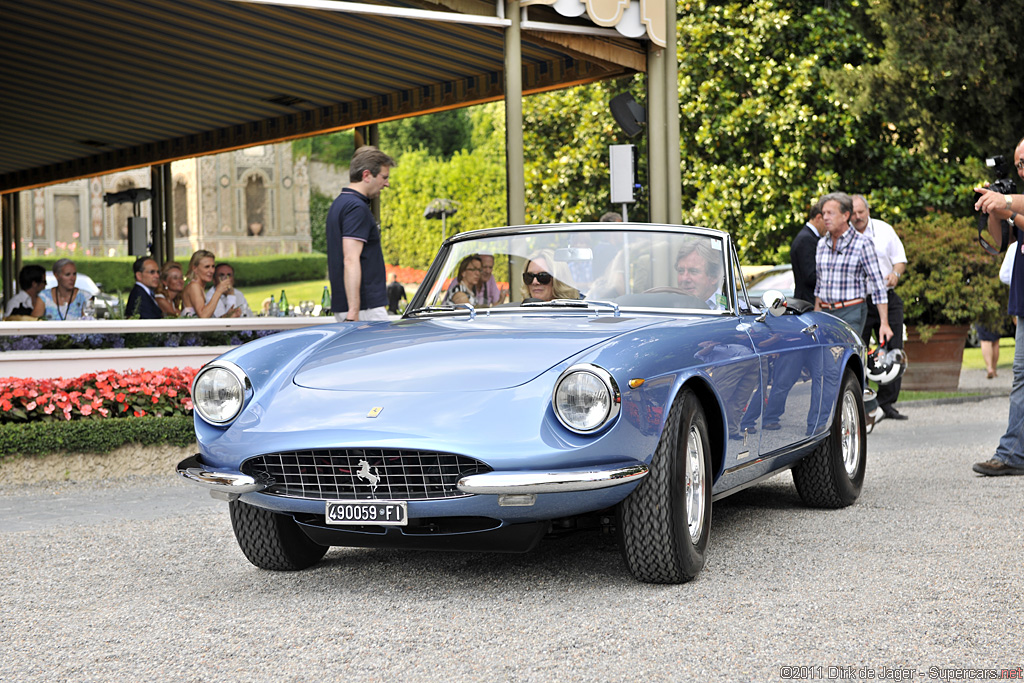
[642,286,690,295]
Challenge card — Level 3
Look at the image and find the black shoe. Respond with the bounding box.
[973,458,1024,476]
[882,406,908,421]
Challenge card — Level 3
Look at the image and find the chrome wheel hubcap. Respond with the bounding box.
[840,389,862,477]
[685,425,706,543]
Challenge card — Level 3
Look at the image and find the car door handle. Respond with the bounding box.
[801,324,818,336]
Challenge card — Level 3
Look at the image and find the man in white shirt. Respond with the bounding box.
[852,194,908,420]
[205,263,252,318]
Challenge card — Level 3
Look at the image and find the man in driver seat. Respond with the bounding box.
[676,239,725,310]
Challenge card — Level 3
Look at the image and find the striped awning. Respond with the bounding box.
[0,0,644,192]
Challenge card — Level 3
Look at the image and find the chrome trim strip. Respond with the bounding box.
[457,463,648,494]
[176,454,273,494]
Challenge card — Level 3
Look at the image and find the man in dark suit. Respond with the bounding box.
[790,200,826,303]
[126,256,164,319]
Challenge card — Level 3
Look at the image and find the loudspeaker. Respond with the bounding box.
[128,217,148,256]
[610,93,646,138]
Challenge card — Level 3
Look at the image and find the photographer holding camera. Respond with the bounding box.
[972,136,1024,476]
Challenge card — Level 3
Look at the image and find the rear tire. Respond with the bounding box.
[793,370,866,508]
[229,500,328,570]
[618,389,712,584]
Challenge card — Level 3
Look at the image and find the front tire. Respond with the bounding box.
[792,370,866,508]
[229,500,328,570]
[618,389,712,584]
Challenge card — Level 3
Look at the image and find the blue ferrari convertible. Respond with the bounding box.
[178,223,867,584]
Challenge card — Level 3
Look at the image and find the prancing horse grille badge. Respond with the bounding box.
[367,407,383,418]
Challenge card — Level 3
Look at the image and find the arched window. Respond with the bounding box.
[245,175,266,236]
[174,178,189,237]
[114,179,135,239]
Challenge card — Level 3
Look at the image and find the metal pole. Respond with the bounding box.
[1,193,14,310]
[647,41,667,224]
[504,0,525,226]
[665,0,681,225]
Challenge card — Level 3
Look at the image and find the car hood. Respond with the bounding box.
[292,315,662,393]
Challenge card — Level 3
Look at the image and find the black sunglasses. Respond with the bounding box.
[522,271,553,285]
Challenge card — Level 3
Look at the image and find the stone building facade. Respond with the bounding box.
[16,143,312,259]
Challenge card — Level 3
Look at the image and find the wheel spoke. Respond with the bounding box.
[840,390,861,477]
[685,425,705,542]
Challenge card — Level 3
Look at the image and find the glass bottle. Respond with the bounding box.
[321,285,331,316]
[279,289,289,317]
[268,294,277,317]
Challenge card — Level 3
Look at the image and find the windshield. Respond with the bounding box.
[410,226,737,314]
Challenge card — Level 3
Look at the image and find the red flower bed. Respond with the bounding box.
[385,264,427,284]
[0,367,197,423]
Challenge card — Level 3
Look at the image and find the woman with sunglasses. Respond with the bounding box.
[521,251,579,302]
[445,254,486,305]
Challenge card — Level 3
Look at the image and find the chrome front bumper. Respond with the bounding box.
[457,463,649,494]
[178,454,648,500]
[177,454,273,499]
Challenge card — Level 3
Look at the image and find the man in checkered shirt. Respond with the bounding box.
[813,191,893,347]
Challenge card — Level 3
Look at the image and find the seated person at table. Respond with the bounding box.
[182,249,231,318]
[205,262,252,318]
[39,258,93,320]
[126,256,164,319]
[521,250,579,302]
[4,264,46,319]
[155,261,185,317]
[444,254,486,306]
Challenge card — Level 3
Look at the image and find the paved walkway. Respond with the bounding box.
[957,364,1013,396]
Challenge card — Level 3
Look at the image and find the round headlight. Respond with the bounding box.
[192,362,249,425]
[553,364,620,434]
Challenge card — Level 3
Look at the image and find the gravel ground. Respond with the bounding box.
[1,398,1023,683]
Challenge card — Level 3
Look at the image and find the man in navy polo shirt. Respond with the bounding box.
[326,145,397,322]
[973,135,1024,476]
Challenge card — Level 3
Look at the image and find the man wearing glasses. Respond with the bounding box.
[205,263,252,318]
[126,256,164,319]
[972,136,1024,476]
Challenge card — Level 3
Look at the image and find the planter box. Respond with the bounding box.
[902,325,969,392]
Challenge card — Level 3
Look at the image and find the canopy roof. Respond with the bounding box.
[1,0,645,192]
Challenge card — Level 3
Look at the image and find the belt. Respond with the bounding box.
[821,298,864,311]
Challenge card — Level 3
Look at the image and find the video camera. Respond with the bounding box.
[976,155,1018,255]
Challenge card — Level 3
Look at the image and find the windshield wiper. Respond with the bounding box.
[405,304,455,316]
[405,302,477,319]
[521,298,620,316]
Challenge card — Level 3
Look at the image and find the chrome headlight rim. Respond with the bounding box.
[191,360,251,426]
[552,363,621,435]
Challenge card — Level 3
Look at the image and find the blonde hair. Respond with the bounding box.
[520,250,579,301]
[156,262,184,313]
[186,250,215,281]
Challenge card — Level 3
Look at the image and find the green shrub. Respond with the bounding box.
[898,212,1005,338]
[6,254,328,291]
[0,415,195,459]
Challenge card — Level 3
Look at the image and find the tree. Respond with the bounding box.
[676,0,976,263]
[830,0,1024,160]
[522,78,648,223]
[380,109,473,159]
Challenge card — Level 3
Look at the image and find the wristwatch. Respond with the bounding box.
[1011,212,1019,223]
[1006,195,1014,210]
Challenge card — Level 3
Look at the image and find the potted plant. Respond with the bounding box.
[895,212,1006,390]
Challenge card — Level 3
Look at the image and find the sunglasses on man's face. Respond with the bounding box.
[522,271,553,285]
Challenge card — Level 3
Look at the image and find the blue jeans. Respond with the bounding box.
[826,302,867,336]
[994,321,1024,467]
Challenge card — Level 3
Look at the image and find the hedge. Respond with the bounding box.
[0,415,195,459]
[6,253,328,292]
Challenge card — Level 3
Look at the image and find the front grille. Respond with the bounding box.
[241,449,492,501]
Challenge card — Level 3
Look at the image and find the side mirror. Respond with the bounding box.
[760,290,787,317]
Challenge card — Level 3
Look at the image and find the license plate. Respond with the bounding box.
[325,500,407,526]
